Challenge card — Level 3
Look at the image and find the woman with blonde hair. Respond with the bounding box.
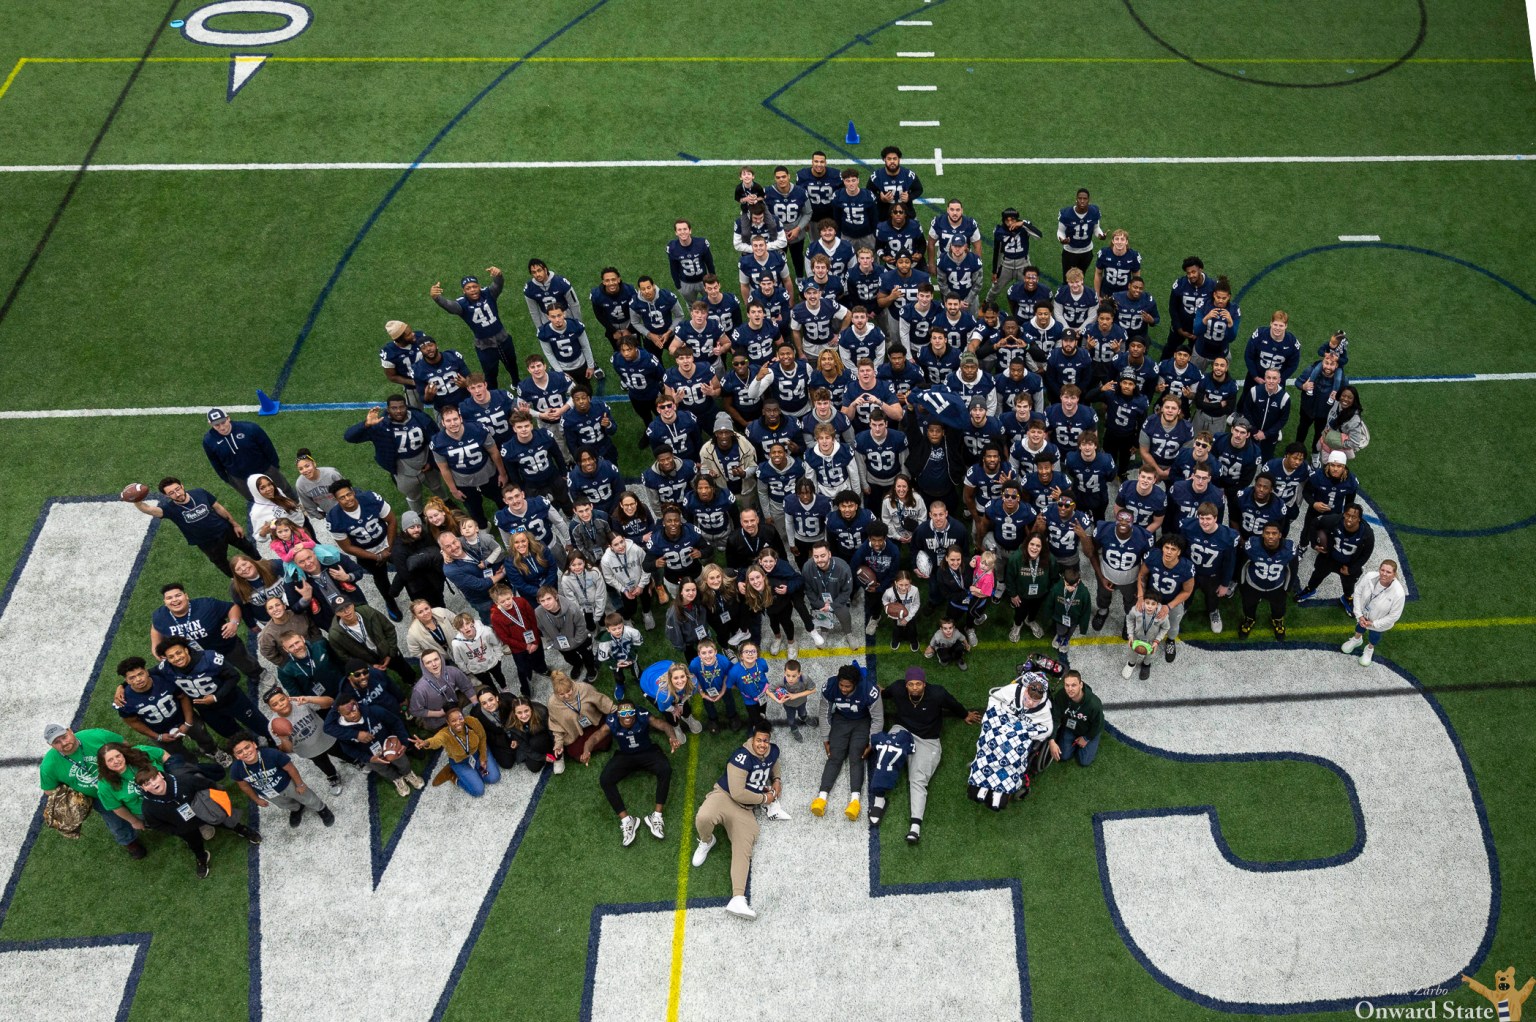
[421,497,465,542]
[698,563,754,647]
[405,598,457,660]
[506,531,558,603]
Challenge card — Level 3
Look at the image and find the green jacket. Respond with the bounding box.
[327,605,402,664]
[1044,578,1092,633]
[38,728,123,796]
[1003,548,1057,603]
[1051,682,1104,744]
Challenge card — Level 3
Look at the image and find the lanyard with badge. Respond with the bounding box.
[563,696,593,730]
[451,726,473,758]
[497,601,536,647]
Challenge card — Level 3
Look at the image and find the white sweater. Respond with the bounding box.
[1352,572,1406,632]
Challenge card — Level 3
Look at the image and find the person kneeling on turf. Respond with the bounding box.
[589,699,680,846]
[411,706,501,797]
[692,722,783,920]
[1048,670,1104,767]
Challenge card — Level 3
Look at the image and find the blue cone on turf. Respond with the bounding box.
[845,120,860,145]
[256,389,281,416]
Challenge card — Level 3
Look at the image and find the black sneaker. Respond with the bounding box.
[906,825,921,845]
[288,808,304,829]
[195,852,211,879]
[1164,640,1177,663]
[807,715,819,728]
[1090,610,1109,632]
[707,720,720,734]
[242,827,263,845]
[1238,617,1255,639]
[125,839,148,860]
[890,636,899,650]
[908,640,919,652]
[385,604,403,623]
[1138,662,1151,681]
[318,807,336,827]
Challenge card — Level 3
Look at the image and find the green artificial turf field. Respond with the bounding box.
[1,1,1533,1019]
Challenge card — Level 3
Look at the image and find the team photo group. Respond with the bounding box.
[37,145,1407,922]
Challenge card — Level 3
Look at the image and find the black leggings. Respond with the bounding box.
[1102,432,1139,477]
[1240,582,1287,621]
[1303,555,1361,600]
[358,555,400,613]
[1012,593,1048,625]
[455,479,505,529]
[197,527,260,578]
[765,595,812,639]
[616,588,656,619]
[306,748,343,782]
[629,397,658,430]
[563,639,600,681]
[599,748,672,814]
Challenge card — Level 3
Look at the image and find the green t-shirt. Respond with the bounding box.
[37,728,124,796]
[96,746,168,815]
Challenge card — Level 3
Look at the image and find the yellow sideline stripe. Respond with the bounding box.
[775,615,1536,660]
[0,58,25,103]
[665,731,700,1020]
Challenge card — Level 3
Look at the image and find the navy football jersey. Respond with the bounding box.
[606,710,656,753]
[1142,549,1195,604]
[717,741,779,793]
[868,729,914,794]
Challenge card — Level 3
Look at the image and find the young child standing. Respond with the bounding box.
[596,611,644,701]
[1123,596,1171,681]
[689,639,739,733]
[770,659,817,740]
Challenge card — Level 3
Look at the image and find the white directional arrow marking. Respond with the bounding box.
[227,55,269,101]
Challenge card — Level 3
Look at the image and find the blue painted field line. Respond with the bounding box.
[1236,241,1536,310]
[270,0,613,399]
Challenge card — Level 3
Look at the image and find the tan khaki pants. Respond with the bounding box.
[695,787,759,896]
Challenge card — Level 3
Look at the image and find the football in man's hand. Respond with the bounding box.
[120,482,149,503]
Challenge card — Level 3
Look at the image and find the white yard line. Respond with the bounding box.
[896,51,934,57]
[7,374,1536,420]
[0,153,1530,173]
[893,19,932,25]
[1338,234,1382,241]
[933,146,943,176]
[897,84,937,91]
[899,120,941,127]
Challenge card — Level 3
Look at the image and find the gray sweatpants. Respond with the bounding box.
[897,729,942,822]
[393,451,448,515]
[261,783,327,814]
[819,716,871,794]
[987,257,1032,303]
[1190,410,1230,438]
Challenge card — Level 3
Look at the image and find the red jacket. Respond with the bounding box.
[489,595,541,654]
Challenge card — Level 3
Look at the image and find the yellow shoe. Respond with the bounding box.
[845,798,861,822]
[810,797,827,817]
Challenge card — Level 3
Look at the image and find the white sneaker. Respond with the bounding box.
[764,799,791,821]
[727,628,751,646]
[768,635,785,655]
[1008,625,1021,642]
[1341,635,1364,655]
[404,772,425,790]
[392,778,410,797]
[553,757,566,775]
[1027,620,1043,638]
[1360,645,1375,666]
[691,836,716,867]
[674,728,688,746]
[645,811,665,839]
[642,612,656,630]
[725,895,757,920]
[966,629,979,647]
[328,777,344,796]
[1122,662,1136,679]
[685,715,702,734]
[865,619,879,636]
[809,629,826,648]
[1209,610,1223,634]
[621,816,640,847]
[213,750,234,768]
[787,642,799,659]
